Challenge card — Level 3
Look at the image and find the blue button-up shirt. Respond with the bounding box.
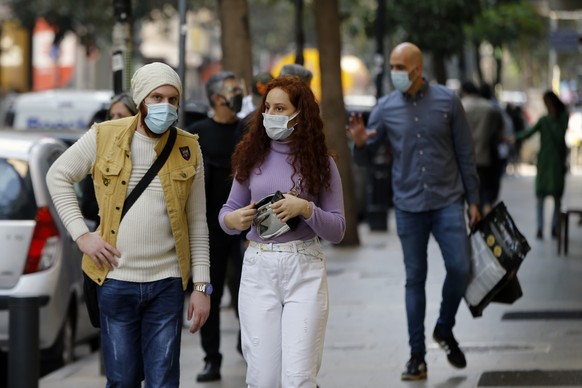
[354,81,479,212]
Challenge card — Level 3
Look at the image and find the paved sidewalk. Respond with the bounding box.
[40,167,582,387]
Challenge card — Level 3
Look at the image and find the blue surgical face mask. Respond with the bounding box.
[145,103,178,134]
[391,70,413,93]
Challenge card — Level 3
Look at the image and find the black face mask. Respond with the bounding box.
[226,93,243,113]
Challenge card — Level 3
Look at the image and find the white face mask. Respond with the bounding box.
[145,103,178,134]
[262,111,300,141]
[391,70,413,93]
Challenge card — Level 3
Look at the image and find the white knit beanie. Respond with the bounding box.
[131,62,183,107]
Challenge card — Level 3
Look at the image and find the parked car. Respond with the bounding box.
[4,90,114,130]
[0,129,99,368]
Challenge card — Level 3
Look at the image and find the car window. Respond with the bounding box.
[0,158,37,220]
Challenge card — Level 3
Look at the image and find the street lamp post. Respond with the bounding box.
[375,0,386,99]
[0,21,3,94]
[366,0,391,231]
[294,0,305,65]
[0,4,9,94]
[112,0,132,94]
[178,0,187,128]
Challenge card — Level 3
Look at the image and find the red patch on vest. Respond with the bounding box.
[180,146,191,161]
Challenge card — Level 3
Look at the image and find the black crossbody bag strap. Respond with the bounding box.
[121,126,177,221]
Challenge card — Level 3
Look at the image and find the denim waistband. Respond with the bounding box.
[249,237,323,258]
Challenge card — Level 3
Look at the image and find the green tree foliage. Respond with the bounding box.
[338,0,380,49]
[386,0,481,84]
[465,1,544,86]
[468,1,544,49]
[7,0,114,50]
[6,1,216,54]
[247,1,299,63]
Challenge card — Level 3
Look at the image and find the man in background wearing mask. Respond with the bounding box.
[235,71,274,143]
[280,63,313,87]
[348,42,481,382]
[46,62,211,386]
[187,71,244,382]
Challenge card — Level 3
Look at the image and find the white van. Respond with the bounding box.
[5,89,113,130]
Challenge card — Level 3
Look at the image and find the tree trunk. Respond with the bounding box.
[217,0,253,89]
[314,0,359,246]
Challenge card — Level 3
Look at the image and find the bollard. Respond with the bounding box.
[8,296,43,388]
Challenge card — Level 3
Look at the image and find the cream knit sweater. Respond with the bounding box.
[46,128,210,284]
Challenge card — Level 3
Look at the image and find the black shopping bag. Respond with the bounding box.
[465,201,530,317]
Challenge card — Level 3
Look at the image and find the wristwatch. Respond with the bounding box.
[193,283,213,296]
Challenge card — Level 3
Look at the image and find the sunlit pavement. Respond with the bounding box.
[40,164,582,387]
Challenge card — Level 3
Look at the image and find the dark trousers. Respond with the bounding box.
[200,227,243,365]
[477,165,498,213]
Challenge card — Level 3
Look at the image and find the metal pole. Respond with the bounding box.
[0,21,3,94]
[178,0,187,128]
[294,0,305,65]
[8,296,41,388]
[113,0,133,93]
[366,0,390,231]
[375,0,386,99]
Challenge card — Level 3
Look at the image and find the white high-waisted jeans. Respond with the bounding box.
[240,238,328,388]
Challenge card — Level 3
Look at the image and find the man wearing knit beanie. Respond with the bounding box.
[128,62,184,138]
[132,62,183,107]
[46,61,211,386]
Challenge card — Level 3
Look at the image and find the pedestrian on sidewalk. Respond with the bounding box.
[219,76,346,387]
[279,63,313,87]
[235,71,274,144]
[480,83,515,206]
[46,62,211,387]
[460,81,503,216]
[107,91,138,120]
[515,90,569,240]
[187,71,245,382]
[348,42,481,381]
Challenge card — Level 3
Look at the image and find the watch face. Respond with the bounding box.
[205,283,213,296]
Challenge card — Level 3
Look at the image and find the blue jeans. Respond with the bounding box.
[97,278,184,388]
[394,199,471,355]
[536,195,561,234]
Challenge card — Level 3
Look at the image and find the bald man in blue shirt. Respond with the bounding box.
[349,42,481,381]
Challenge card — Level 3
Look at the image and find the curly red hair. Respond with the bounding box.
[231,76,332,197]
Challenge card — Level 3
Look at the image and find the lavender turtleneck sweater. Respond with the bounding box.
[219,140,345,244]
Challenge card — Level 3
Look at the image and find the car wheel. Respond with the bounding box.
[60,314,75,365]
[42,312,76,367]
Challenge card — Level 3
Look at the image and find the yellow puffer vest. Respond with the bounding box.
[81,115,200,290]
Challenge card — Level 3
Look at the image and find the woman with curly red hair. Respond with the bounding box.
[219,75,345,387]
